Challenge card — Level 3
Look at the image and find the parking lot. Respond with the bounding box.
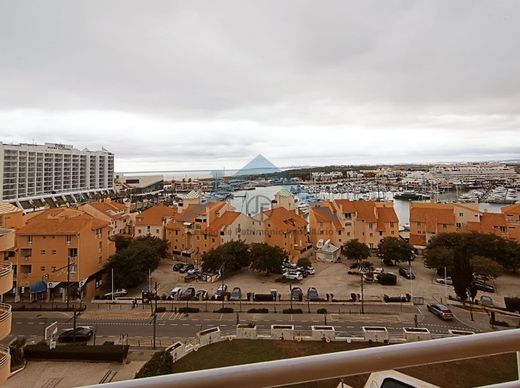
[142,254,520,307]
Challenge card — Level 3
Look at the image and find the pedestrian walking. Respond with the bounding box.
[414,314,418,328]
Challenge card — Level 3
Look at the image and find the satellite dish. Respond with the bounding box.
[317,239,324,248]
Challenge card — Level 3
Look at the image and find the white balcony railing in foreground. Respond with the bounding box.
[84,329,520,388]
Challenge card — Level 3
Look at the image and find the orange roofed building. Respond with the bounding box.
[409,202,519,249]
[134,203,177,240]
[14,208,115,301]
[80,199,132,237]
[165,201,233,259]
[263,206,309,261]
[309,200,399,249]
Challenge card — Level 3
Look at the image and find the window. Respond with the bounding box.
[390,222,394,228]
[456,222,462,229]
[345,222,352,227]
[379,231,383,236]
[338,230,342,235]
[40,250,46,255]
[51,266,56,272]
[459,212,464,217]
[52,250,57,255]
[442,224,447,229]
[65,235,72,245]
[369,223,373,230]
[345,213,352,219]
[156,229,160,233]
[21,248,32,258]
[27,235,33,244]
[40,266,45,272]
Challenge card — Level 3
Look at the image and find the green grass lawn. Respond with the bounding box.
[171,340,517,388]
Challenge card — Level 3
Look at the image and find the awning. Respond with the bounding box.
[29,281,47,293]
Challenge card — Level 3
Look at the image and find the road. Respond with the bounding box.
[6,302,478,346]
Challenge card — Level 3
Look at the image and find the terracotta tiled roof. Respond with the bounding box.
[264,207,306,232]
[409,234,426,246]
[135,204,177,226]
[410,203,455,232]
[89,201,126,217]
[480,212,508,232]
[377,207,399,223]
[311,206,342,228]
[502,203,520,215]
[207,211,241,234]
[16,208,109,235]
[0,202,22,215]
[334,200,378,222]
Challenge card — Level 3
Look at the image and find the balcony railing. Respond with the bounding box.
[0,303,12,341]
[87,329,520,388]
[0,344,10,385]
[0,263,13,295]
[0,229,15,252]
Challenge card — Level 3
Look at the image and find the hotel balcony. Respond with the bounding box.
[0,263,14,295]
[0,344,10,385]
[0,303,12,341]
[0,229,15,254]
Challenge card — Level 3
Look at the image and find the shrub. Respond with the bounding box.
[283,308,303,314]
[504,297,520,313]
[248,308,268,313]
[215,307,234,313]
[253,293,276,302]
[317,308,327,314]
[178,307,200,314]
[350,293,358,301]
[24,343,129,362]
[135,351,173,379]
[378,273,397,285]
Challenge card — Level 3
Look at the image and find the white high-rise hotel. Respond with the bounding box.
[0,142,114,204]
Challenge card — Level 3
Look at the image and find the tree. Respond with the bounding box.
[250,243,287,275]
[106,236,168,289]
[201,240,251,273]
[343,239,369,264]
[471,256,503,279]
[377,237,414,266]
[425,232,513,302]
[114,235,132,252]
[297,257,312,268]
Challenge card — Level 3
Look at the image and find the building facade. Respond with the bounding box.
[309,200,399,249]
[0,142,114,208]
[14,208,115,301]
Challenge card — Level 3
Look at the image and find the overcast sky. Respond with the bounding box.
[1,1,519,172]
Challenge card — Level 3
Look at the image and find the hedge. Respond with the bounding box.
[317,308,327,314]
[178,307,200,314]
[504,297,520,313]
[25,342,129,362]
[378,273,397,285]
[214,307,234,313]
[135,350,173,379]
[248,308,269,313]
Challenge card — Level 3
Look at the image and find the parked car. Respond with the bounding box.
[435,277,453,285]
[230,287,242,301]
[170,287,183,299]
[303,266,315,275]
[180,287,196,300]
[214,284,228,299]
[373,268,384,275]
[291,287,303,301]
[196,289,208,300]
[184,273,198,282]
[179,264,194,274]
[427,303,454,321]
[473,280,495,293]
[480,295,494,307]
[307,287,319,301]
[281,260,297,270]
[399,267,415,280]
[58,326,94,342]
[172,263,184,271]
[103,288,127,299]
[283,271,303,281]
[187,268,200,275]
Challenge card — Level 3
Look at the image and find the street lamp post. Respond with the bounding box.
[360,271,365,314]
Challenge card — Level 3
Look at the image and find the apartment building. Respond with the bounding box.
[309,200,399,249]
[134,203,177,240]
[0,205,15,383]
[80,200,133,237]
[165,201,231,258]
[14,208,115,301]
[408,202,518,249]
[207,211,264,249]
[0,142,114,209]
[263,207,308,261]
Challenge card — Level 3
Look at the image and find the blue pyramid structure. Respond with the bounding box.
[235,154,281,176]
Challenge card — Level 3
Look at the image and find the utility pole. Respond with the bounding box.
[152,281,158,349]
[360,271,365,314]
[289,280,293,311]
[111,267,115,303]
[66,255,71,309]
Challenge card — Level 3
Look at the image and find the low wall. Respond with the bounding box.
[362,326,389,343]
[197,327,221,346]
[403,327,431,342]
[271,325,295,340]
[236,324,257,339]
[166,341,186,361]
[311,326,335,341]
